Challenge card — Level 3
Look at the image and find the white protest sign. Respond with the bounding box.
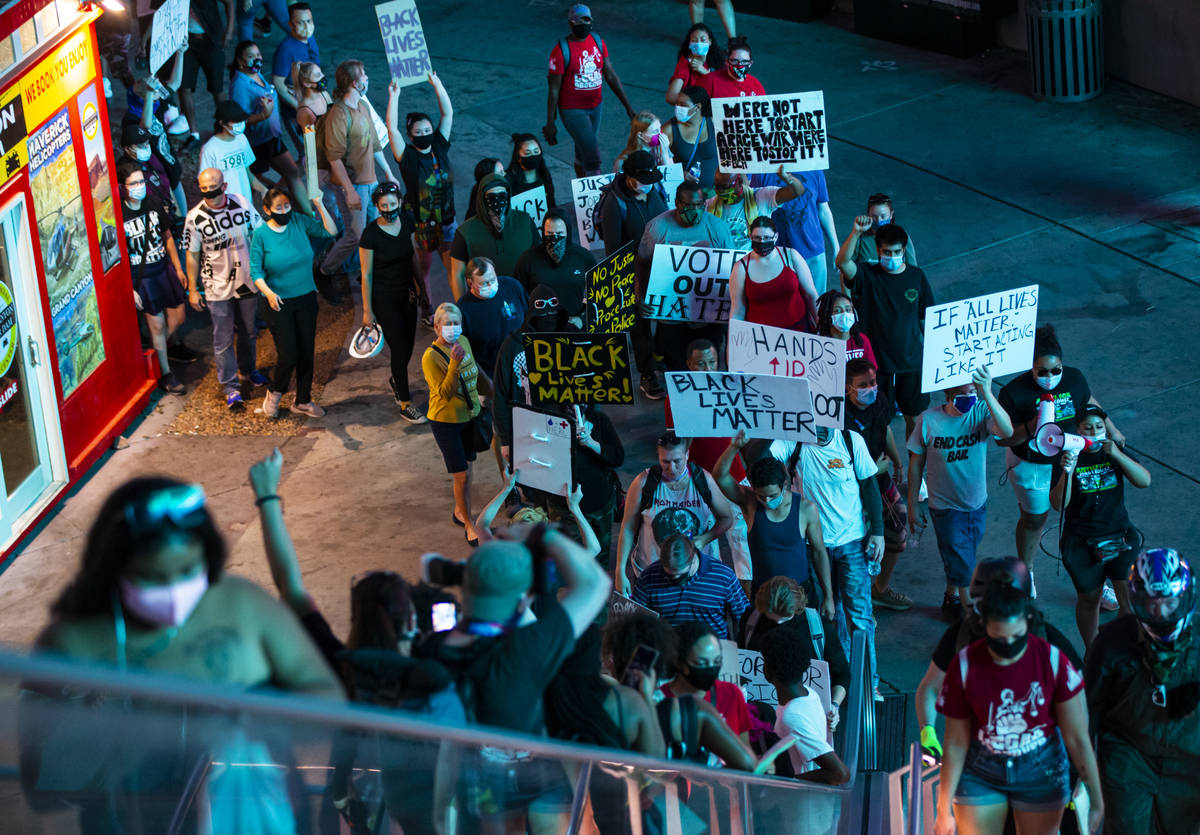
[570,164,686,251]
[375,0,432,88]
[512,407,572,496]
[664,371,817,444]
[148,0,189,75]
[609,591,658,620]
[727,320,845,429]
[921,285,1039,393]
[714,91,828,175]
[512,185,548,229]
[720,640,832,716]
[644,244,746,323]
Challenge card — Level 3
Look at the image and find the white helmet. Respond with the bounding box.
[349,323,384,359]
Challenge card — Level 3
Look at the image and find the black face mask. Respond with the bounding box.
[751,239,776,256]
[247,58,263,72]
[986,633,1028,659]
[530,312,558,332]
[271,210,292,226]
[683,664,721,692]
[519,154,541,171]
[201,188,224,200]
[380,208,400,222]
[570,22,591,38]
[411,133,434,150]
[312,78,327,92]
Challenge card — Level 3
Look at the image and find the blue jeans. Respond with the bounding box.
[319,175,375,277]
[236,0,289,41]
[821,538,878,690]
[559,103,603,176]
[930,505,986,588]
[208,295,260,394]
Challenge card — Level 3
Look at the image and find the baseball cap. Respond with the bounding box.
[567,4,591,20]
[622,150,663,184]
[120,124,152,147]
[215,100,251,124]
[464,541,532,622]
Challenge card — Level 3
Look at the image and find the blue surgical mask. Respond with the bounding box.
[441,324,462,342]
[856,386,878,405]
[880,254,904,272]
[831,312,855,333]
[689,41,710,57]
[953,393,978,414]
[760,494,784,510]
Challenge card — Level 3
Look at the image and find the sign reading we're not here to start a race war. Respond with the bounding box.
[714,91,828,174]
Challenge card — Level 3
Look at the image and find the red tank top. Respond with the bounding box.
[741,251,812,332]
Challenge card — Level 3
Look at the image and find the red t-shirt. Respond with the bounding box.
[669,55,716,91]
[664,396,747,482]
[845,333,877,369]
[704,71,766,100]
[549,36,608,110]
[937,635,1084,757]
[661,679,752,736]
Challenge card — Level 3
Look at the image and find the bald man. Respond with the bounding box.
[182,168,269,410]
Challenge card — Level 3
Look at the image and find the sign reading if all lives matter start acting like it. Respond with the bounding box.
[921,285,1039,393]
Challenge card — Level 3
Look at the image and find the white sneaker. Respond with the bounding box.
[255,390,282,418]
[1100,581,1119,611]
[1029,570,1037,600]
[292,401,326,418]
[918,477,928,503]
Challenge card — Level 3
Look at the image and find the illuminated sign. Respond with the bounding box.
[19,28,95,130]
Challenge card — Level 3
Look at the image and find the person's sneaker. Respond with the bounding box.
[245,370,270,387]
[159,371,185,395]
[639,375,665,400]
[420,313,435,330]
[292,401,326,418]
[256,390,282,418]
[167,342,199,363]
[1100,580,1119,611]
[941,592,963,621]
[226,390,245,411]
[398,403,427,424]
[1029,570,1037,600]
[872,586,913,611]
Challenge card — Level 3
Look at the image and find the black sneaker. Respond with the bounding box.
[397,403,427,424]
[941,593,963,622]
[160,372,185,395]
[167,342,199,363]
[639,375,665,400]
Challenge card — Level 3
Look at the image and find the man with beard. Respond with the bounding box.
[449,174,538,299]
[514,209,595,328]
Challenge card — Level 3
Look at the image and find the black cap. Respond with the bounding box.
[120,124,152,147]
[622,150,663,184]
[215,100,251,124]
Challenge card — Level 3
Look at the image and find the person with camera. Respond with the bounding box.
[1050,405,1151,649]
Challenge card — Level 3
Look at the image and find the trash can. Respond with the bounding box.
[1026,0,1104,101]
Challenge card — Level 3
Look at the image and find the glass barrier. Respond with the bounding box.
[0,633,868,834]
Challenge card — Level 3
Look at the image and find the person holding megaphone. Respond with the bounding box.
[1049,406,1151,649]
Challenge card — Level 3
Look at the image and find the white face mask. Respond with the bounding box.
[355,78,369,96]
[831,312,855,332]
[127,183,147,201]
[674,105,693,123]
[441,324,462,342]
[229,121,246,135]
[1089,429,1106,443]
[118,570,209,628]
[1035,372,1062,391]
[475,283,498,300]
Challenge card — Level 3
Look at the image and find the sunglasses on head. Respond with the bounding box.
[125,484,207,536]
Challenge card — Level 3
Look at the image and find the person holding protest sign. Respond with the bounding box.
[543,4,636,178]
[837,216,934,441]
[448,175,538,301]
[851,193,918,267]
[750,169,839,295]
[665,24,725,106]
[513,210,595,326]
[293,62,329,129]
[614,112,674,173]
[728,216,817,332]
[387,72,456,316]
[632,535,748,640]
[667,86,718,193]
[707,167,807,251]
[615,431,734,596]
[908,365,1014,621]
[815,290,876,368]
[506,134,557,206]
[701,36,764,100]
[996,325,1125,595]
[1049,406,1149,648]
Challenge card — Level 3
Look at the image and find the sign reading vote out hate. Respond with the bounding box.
[921,285,1039,393]
[511,185,548,229]
[587,242,636,333]
[714,91,828,175]
[148,0,190,75]
[644,244,746,323]
[727,320,845,429]
[570,163,685,251]
[523,332,635,406]
[664,371,817,443]
[375,0,432,88]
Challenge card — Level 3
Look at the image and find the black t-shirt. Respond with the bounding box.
[506,169,557,207]
[512,243,596,317]
[122,199,170,275]
[1053,449,1132,537]
[845,396,892,461]
[998,366,1091,464]
[456,277,528,376]
[930,618,1082,672]
[301,609,347,675]
[849,260,933,374]
[360,215,416,293]
[399,132,454,224]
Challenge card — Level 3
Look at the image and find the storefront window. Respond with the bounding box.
[33,3,58,39]
[0,35,13,76]
[16,18,35,59]
[0,208,41,497]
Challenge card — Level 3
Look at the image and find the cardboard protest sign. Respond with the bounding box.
[512,407,572,497]
[714,91,828,175]
[523,332,635,406]
[720,640,832,715]
[644,244,746,323]
[571,164,686,251]
[511,185,548,229]
[727,320,845,428]
[148,0,189,75]
[663,371,817,443]
[375,0,432,88]
[586,242,636,333]
[921,285,1039,393]
[609,590,658,620]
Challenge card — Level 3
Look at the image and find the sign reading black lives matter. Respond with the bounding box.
[587,242,636,333]
[523,332,635,406]
[644,244,746,323]
[375,0,432,88]
[714,91,828,175]
[921,285,1039,393]
[663,371,817,444]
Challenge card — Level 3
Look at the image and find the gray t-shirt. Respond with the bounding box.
[907,401,994,512]
[637,208,735,257]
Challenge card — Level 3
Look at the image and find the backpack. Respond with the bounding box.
[592,179,668,247]
[786,429,855,483]
[633,461,717,544]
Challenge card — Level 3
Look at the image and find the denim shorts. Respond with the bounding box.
[930,505,986,587]
[955,734,1070,812]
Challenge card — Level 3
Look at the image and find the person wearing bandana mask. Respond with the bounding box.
[997,325,1125,591]
[935,580,1103,835]
[661,621,754,743]
[449,174,537,300]
[728,215,817,331]
[457,257,528,386]
[908,365,1013,622]
[1086,548,1200,834]
[632,535,748,640]
[199,100,267,205]
[702,36,764,99]
[514,210,595,326]
[851,193,919,267]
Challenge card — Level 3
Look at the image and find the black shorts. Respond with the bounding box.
[249,136,286,176]
[878,369,929,417]
[181,33,224,95]
[1060,528,1138,593]
[135,261,186,316]
[429,418,477,473]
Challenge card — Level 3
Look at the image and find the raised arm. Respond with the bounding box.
[1110,442,1151,488]
[772,165,807,204]
[564,484,602,559]
[385,80,407,162]
[973,365,1013,440]
[249,448,315,616]
[476,468,520,541]
[714,432,755,510]
[836,215,873,284]
[544,528,611,638]
[428,71,453,139]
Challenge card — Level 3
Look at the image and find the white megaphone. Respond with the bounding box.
[1030,394,1101,457]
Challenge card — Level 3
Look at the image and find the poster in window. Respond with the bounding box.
[29,106,104,398]
[75,84,119,272]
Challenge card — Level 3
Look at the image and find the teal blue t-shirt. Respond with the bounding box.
[250,214,331,299]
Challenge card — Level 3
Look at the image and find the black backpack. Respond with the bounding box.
[634,461,717,544]
[785,429,856,483]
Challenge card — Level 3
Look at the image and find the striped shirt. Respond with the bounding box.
[632,553,748,638]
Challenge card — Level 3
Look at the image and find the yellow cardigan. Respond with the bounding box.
[421,338,483,423]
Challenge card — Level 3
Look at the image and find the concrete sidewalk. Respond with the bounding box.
[3,0,1198,734]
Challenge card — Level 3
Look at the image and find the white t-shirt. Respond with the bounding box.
[907,400,995,512]
[705,186,780,249]
[199,134,257,204]
[774,690,834,775]
[797,430,877,548]
[182,194,263,301]
[633,468,718,572]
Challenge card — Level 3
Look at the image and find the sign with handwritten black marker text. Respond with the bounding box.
[727,320,845,428]
[587,242,636,333]
[511,185,548,229]
[570,164,685,251]
[921,285,1039,392]
[644,244,747,323]
[714,91,828,174]
[663,371,817,443]
[720,640,831,715]
[523,332,635,406]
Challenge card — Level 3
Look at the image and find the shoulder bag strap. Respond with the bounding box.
[431,344,475,411]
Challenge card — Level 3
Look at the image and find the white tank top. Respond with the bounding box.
[632,470,717,573]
